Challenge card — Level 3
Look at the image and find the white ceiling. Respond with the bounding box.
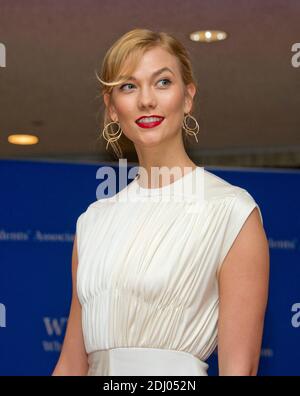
[0,0,299,168]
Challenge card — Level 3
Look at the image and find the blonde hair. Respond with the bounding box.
[96,28,198,159]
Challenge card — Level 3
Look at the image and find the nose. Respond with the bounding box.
[137,86,157,110]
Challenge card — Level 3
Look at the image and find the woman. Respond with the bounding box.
[52,29,269,376]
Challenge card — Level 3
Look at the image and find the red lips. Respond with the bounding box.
[135,115,165,129]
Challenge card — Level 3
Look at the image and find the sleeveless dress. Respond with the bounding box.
[75,166,263,376]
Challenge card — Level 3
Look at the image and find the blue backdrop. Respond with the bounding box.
[0,159,299,375]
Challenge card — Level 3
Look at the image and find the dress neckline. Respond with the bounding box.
[132,166,203,197]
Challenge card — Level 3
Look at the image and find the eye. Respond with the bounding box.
[119,78,172,91]
[157,78,172,88]
[119,83,135,91]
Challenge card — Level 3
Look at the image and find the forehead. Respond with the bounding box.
[121,46,180,78]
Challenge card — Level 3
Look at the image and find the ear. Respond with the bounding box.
[103,92,118,121]
[184,83,196,114]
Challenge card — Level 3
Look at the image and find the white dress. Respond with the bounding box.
[75,166,263,376]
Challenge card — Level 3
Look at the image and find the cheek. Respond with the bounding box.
[161,90,185,113]
[112,95,136,120]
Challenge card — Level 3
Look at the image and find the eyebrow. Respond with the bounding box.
[122,67,175,81]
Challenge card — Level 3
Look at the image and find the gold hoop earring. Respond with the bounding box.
[182,113,199,143]
[102,121,123,150]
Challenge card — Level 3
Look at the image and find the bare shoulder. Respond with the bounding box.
[218,204,269,292]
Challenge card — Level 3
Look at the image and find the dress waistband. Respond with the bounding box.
[87,347,209,376]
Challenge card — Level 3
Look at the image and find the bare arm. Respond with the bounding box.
[52,235,89,376]
[217,207,270,376]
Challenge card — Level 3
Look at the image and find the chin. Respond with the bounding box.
[138,134,165,146]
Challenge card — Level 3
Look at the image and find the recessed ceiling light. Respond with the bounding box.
[8,134,39,145]
[190,30,227,42]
